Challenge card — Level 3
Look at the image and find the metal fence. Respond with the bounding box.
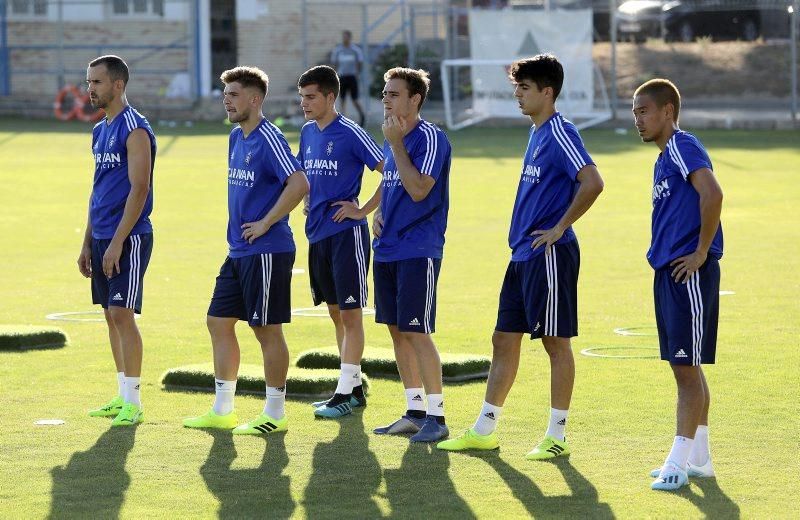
[0,0,200,115]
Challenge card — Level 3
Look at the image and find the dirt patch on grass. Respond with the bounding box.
[593,40,797,99]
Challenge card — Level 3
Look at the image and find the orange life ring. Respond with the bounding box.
[53,84,82,120]
[53,85,105,122]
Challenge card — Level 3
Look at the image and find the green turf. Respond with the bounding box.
[0,324,68,350]
[1,118,798,518]
[295,346,490,380]
[162,363,370,397]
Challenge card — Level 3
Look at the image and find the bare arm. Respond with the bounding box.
[102,128,152,278]
[332,159,385,222]
[670,167,723,282]
[531,164,604,254]
[242,171,310,244]
[77,196,93,278]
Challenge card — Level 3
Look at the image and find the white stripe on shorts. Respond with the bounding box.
[424,258,434,334]
[353,227,368,305]
[126,235,141,309]
[261,253,272,326]
[545,246,559,336]
[687,271,703,365]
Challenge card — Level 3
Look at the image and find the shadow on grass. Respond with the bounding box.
[201,430,294,519]
[302,412,383,518]
[383,443,476,519]
[464,452,614,518]
[675,477,740,519]
[49,426,136,519]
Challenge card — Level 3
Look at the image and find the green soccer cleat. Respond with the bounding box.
[525,435,570,460]
[111,403,144,426]
[88,395,124,417]
[437,428,500,451]
[232,413,288,435]
[183,409,239,430]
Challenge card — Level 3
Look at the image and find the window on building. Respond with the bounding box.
[10,0,48,16]
[111,0,164,17]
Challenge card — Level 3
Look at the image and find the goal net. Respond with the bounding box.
[441,8,612,130]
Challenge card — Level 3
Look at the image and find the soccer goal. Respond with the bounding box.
[441,8,613,131]
[441,58,613,131]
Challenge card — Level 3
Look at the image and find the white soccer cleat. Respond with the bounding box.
[650,458,715,478]
[651,462,689,491]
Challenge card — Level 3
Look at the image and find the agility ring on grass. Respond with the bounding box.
[580,346,660,359]
[46,311,141,323]
[291,307,376,317]
[613,326,657,337]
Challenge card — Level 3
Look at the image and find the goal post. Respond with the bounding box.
[442,8,613,131]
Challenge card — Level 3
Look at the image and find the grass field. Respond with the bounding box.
[0,118,798,519]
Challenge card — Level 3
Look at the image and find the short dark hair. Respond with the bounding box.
[89,55,129,85]
[383,67,431,110]
[298,65,340,98]
[509,54,563,100]
[220,66,269,98]
[634,78,681,123]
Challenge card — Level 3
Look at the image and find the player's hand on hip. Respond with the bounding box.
[102,241,122,279]
[241,220,270,244]
[77,246,92,278]
[331,200,363,223]
[372,211,383,238]
[670,250,707,284]
[530,225,565,256]
[382,116,406,145]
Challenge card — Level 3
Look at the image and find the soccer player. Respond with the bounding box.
[78,55,156,426]
[632,79,723,491]
[330,30,365,126]
[371,67,452,443]
[183,66,309,434]
[296,65,385,419]
[438,54,604,458]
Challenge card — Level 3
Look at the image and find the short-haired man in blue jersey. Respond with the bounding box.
[78,55,156,427]
[296,65,385,419]
[633,79,723,491]
[183,66,309,434]
[439,54,604,458]
[371,67,452,443]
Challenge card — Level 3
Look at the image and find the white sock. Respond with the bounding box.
[335,363,360,395]
[116,372,126,397]
[264,385,286,419]
[212,379,236,415]
[427,393,444,417]
[688,425,710,466]
[473,401,502,436]
[663,435,694,471]
[405,388,425,412]
[125,376,141,406]
[545,408,568,441]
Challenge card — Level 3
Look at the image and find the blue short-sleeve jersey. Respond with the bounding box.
[227,118,302,258]
[508,112,594,261]
[648,130,723,270]
[298,115,383,244]
[373,119,451,262]
[90,106,156,239]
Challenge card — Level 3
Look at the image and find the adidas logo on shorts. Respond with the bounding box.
[252,312,259,320]
[675,349,688,358]
[533,322,541,332]
[409,318,420,326]
[345,295,356,304]
[112,293,123,301]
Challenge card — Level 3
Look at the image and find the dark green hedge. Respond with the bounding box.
[161,363,369,398]
[295,347,490,381]
[0,325,68,351]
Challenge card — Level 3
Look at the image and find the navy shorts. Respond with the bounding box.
[91,233,153,314]
[309,224,370,310]
[208,251,295,326]
[654,257,720,365]
[374,257,441,333]
[495,241,580,339]
[340,75,359,100]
